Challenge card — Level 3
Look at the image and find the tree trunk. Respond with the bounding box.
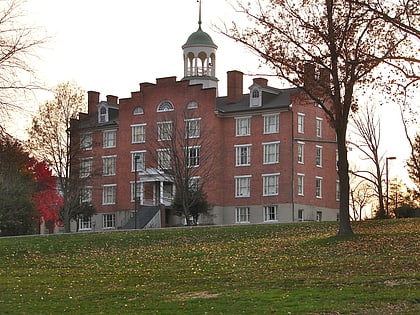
[336,127,354,236]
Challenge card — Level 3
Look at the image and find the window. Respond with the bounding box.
[103,214,115,229]
[316,118,323,137]
[79,216,92,231]
[263,174,279,196]
[235,207,250,223]
[336,180,340,201]
[187,146,200,168]
[297,113,305,134]
[158,121,173,141]
[98,105,108,123]
[263,142,279,164]
[236,117,251,136]
[316,211,322,222]
[316,177,323,198]
[298,209,304,222]
[103,130,116,148]
[80,133,92,151]
[103,184,116,205]
[235,176,251,197]
[130,182,142,202]
[133,107,144,115]
[264,205,277,222]
[297,142,304,164]
[157,100,174,112]
[250,89,260,107]
[297,173,304,196]
[158,149,171,170]
[102,156,116,176]
[316,145,323,167]
[264,114,279,134]
[131,151,145,172]
[235,145,251,166]
[187,101,198,109]
[80,187,92,203]
[189,177,200,191]
[131,124,146,143]
[185,118,200,138]
[80,158,93,178]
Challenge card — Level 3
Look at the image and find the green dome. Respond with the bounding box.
[183,26,217,48]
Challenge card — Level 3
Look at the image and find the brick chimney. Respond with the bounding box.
[87,91,100,114]
[303,63,315,88]
[106,95,118,105]
[227,70,243,104]
[253,78,268,86]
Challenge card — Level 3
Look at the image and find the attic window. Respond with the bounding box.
[133,107,144,115]
[98,105,108,123]
[250,88,261,107]
[157,100,174,112]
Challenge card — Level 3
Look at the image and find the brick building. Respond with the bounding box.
[69,21,339,232]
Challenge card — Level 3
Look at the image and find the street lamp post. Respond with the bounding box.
[134,155,139,229]
[386,156,396,217]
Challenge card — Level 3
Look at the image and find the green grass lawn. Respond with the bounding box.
[0,219,419,314]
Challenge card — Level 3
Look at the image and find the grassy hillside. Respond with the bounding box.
[0,219,419,314]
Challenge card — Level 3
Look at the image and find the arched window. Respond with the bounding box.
[250,88,261,107]
[187,101,198,109]
[133,107,144,115]
[252,89,260,98]
[98,105,108,123]
[157,100,174,112]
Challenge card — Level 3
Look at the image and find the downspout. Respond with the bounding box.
[290,104,295,222]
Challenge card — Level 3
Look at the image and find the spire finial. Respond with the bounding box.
[198,0,202,29]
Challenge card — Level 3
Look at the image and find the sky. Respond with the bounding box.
[9,0,415,184]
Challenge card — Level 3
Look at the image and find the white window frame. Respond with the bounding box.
[297,142,305,164]
[80,186,93,203]
[157,149,171,170]
[130,181,142,202]
[235,117,251,136]
[186,146,200,168]
[131,124,146,144]
[263,141,280,164]
[98,105,108,123]
[131,151,146,172]
[80,133,92,151]
[235,207,250,223]
[316,145,323,167]
[157,121,173,141]
[263,114,279,134]
[297,173,305,196]
[235,144,251,166]
[103,184,117,205]
[263,205,278,222]
[103,129,117,148]
[102,155,116,176]
[263,173,279,196]
[80,158,93,178]
[316,176,323,199]
[336,180,340,201]
[316,117,323,138]
[157,100,174,112]
[185,118,201,139]
[297,113,305,134]
[235,175,251,198]
[79,216,92,231]
[103,214,115,229]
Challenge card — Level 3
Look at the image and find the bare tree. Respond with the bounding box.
[0,0,46,121]
[349,174,375,220]
[220,0,419,235]
[349,105,388,218]
[147,110,216,225]
[26,82,86,232]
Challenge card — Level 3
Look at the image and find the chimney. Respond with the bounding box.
[253,78,268,86]
[87,91,100,114]
[303,63,315,88]
[227,70,243,104]
[106,95,118,105]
